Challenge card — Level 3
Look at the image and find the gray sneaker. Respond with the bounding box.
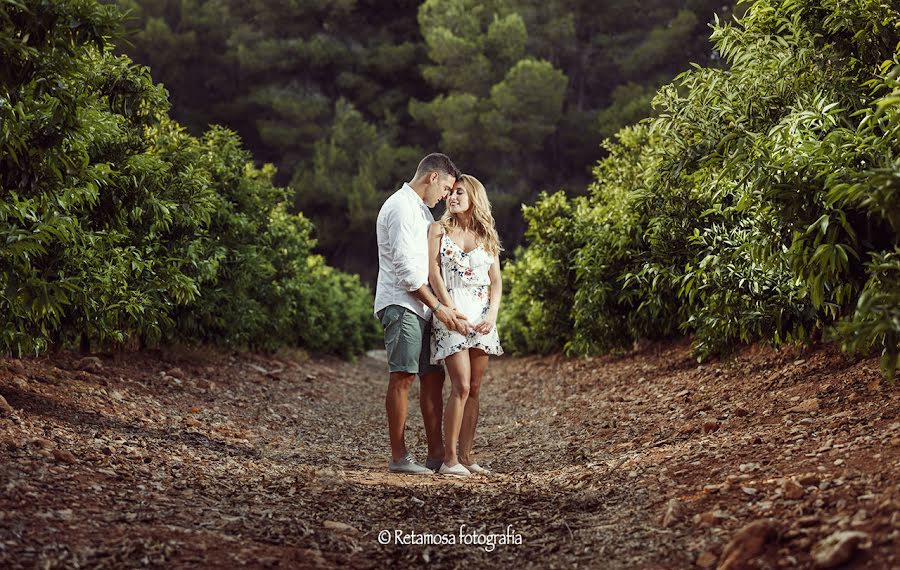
[388,453,433,475]
[425,457,442,471]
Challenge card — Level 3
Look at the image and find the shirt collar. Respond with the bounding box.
[401,183,427,209]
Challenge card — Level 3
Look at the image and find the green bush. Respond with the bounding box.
[498,192,579,355]
[1,0,379,358]
[501,0,900,380]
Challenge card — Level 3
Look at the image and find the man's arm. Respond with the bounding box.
[386,205,429,293]
[385,205,466,329]
[425,223,470,334]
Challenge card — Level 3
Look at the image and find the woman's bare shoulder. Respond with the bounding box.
[428,222,444,236]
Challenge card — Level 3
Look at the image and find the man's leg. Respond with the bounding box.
[380,305,430,473]
[419,369,445,464]
[418,316,445,468]
[386,371,416,461]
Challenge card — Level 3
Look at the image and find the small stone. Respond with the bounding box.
[0,394,13,414]
[248,363,269,375]
[660,498,681,528]
[811,531,870,568]
[166,367,186,379]
[52,449,77,464]
[798,473,820,486]
[702,420,719,434]
[734,405,750,417]
[74,356,103,373]
[11,377,28,390]
[678,422,697,434]
[696,550,717,568]
[5,360,27,375]
[32,438,54,450]
[833,459,844,466]
[719,519,779,570]
[323,520,357,533]
[788,398,819,414]
[742,486,758,496]
[695,510,726,527]
[783,478,805,500]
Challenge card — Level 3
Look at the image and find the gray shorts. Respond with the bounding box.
[377,305,444,376]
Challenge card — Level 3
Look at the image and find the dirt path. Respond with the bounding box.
[1,342,897,568]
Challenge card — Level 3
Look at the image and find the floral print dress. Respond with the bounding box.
[431,233,504,364]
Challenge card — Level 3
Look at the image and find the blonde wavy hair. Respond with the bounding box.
[439,174,502,257]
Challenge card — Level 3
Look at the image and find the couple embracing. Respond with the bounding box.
[374,153,503,477]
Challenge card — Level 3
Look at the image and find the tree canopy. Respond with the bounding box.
[111,0,729,280]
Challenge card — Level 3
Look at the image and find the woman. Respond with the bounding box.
[428,174,503,477]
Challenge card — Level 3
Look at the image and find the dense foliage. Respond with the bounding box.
[111,0,728,280]
[500,0,900,381]
[0,0,379,358]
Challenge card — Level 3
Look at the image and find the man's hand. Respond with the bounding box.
[435,305,471,335]
[473,316,496,335]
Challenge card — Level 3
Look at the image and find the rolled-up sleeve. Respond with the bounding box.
[386,206,429,292]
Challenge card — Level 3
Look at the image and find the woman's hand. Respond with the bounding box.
[435,305,471,335]
[473,316,496,335]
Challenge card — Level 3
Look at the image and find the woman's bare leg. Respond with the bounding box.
[459,348,488,465]
[442,349,471,466]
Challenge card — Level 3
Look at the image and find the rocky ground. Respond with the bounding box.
[0,340,897,569]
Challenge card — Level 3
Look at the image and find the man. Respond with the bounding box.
[375,153,469,474]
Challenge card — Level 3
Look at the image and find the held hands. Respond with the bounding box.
[435,305,472,335]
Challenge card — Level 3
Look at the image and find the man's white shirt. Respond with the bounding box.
[374,183,434,319]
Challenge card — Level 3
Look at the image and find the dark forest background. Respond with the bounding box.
[110,0,733,281]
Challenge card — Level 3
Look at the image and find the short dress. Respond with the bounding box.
[431,233,504,364]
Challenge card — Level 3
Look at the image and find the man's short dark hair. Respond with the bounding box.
[414,153,461,181]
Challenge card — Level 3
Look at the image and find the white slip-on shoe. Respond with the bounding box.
[439,463,471,477]
[388,453,433,475]
[462,463,491,475]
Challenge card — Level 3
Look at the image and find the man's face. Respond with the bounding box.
[424,173,455,208]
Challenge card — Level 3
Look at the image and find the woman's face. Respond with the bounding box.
[447,183,471,215]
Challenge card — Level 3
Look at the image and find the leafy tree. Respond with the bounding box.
[110,0,731,278]
[1,0,380,358]
[291,98,421,281]
[501,0,900,381]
